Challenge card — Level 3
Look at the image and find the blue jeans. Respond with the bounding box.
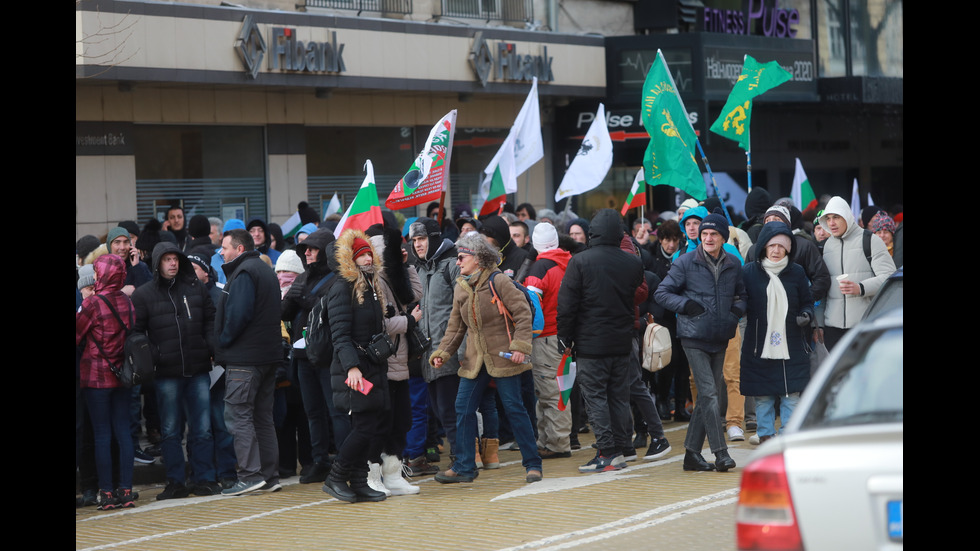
[479,386,499,439]
[404,377,429,459]
[453,367,541,477]
[755,394,801,438]
[84,387,134,491]
[156,373,216,484]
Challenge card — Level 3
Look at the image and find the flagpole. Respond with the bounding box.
[694,139,734,227]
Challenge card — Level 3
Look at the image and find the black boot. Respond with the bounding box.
[714,450,736,472]
[682,450,716,471]
[322,462,356,503]
[349,465,387,502]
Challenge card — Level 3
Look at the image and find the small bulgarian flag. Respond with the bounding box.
[556,353,576,411]
[479,134,515,216]
[791,158,817,212]
[280,211,303,238]
[333,160,383,239]
[621,167,647,215]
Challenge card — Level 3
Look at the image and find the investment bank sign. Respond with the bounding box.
[236,15,346,79]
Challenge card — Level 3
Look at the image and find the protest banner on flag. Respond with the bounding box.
[385,110,457,210]
[621,168,647,215]
[334,160,384,238]
[554,103,613,202]
[556,353,576,412]
[640,51,704,200]
[709,55,792,150]
[791,158,817,211]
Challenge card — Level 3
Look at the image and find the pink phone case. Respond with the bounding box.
[345,377,374,395]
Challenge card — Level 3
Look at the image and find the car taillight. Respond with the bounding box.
[736,453,803,551]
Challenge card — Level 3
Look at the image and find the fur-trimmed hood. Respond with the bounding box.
[334,228,384,303]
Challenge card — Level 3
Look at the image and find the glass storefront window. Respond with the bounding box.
[818,0,903,77]
[134,125,266,224]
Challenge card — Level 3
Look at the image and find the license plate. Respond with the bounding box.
[887,499,903,541]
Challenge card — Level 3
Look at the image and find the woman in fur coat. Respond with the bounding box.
[322,229,390,503]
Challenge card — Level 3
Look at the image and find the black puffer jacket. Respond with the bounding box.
[132,242,215,378]
[328,230,390,413]
[557,209,644,358]
[282,229,338,361]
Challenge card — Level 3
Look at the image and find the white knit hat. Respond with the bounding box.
[532,222,559,253]
[275,248,305,274]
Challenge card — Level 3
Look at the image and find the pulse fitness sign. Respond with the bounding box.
[236,15,346,79]
[700,0,801,38]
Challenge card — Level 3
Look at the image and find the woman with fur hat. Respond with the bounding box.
[322,229,391,503]
[429,233,543,484]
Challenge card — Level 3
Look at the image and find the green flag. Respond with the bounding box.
[640,50,704,200]
[710,55,792,150]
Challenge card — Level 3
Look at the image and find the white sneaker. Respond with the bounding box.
[367,462,391,497]
[381,455,420,496]
[749,434,761,445]
[727,426,745,442]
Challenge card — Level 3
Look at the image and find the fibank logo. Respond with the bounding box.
[235,15,346,78]
[236,15,266,79]
[469,32,554,88]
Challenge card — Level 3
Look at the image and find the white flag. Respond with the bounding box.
[850,178,861,223]
[483,78,544,193]
[324,192,342,218]
[867,192,875,207]
[554,104,613,202]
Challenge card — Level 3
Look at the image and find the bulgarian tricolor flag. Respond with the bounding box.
[556,353,576,411]
[791,158,817,211]
[333,160,383,238]
[281,211,303,238]
[385,110,457,210]
[621,167,647,215]
[479,134,516,216]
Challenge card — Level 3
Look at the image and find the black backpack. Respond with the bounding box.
[95,296,155,388]
[304,273,337,368]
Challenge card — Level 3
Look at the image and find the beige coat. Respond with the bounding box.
[429,269,533,380]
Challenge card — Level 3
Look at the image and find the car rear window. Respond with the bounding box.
[801,327,903,428]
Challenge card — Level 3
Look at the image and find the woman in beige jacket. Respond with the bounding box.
[430,233,543,484]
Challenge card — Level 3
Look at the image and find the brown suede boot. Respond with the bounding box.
[481,438,500,469]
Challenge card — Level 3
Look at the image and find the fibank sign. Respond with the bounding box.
[236,15,347,79]
[469,32,554,87]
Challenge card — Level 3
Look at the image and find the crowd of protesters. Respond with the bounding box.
[76,193,901,509]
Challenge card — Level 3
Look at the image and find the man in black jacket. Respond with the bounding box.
[132,242,219,499]
[557,209,644,473]
[215,229,282,496]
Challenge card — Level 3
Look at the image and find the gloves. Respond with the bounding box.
[731,305,745,319]
[796,311,812,327]
[685,301,705,316]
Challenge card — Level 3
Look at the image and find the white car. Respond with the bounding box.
[736,307,903,550]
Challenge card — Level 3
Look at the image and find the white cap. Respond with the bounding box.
[532,222,559,253]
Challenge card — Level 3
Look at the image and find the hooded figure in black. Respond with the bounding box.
[282,228,351,484]
[478,215,532,282]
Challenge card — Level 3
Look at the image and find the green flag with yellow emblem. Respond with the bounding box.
[640,50,705,200]
[710,55,792,150]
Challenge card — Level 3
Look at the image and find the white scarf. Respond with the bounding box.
[761,256,790,360]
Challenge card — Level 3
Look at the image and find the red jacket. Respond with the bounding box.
[76,255,134,389]
[523,248,571,337]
